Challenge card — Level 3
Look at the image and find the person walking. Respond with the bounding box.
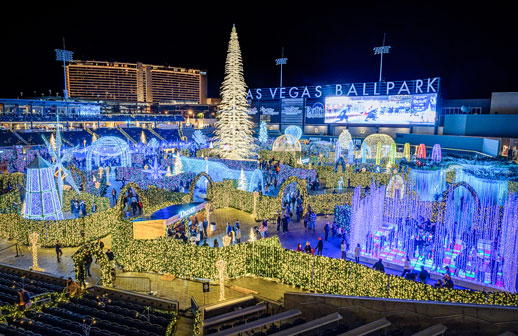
[324,223,330,241]
[401,256,412,277]
[91,201,97,214]
[309,210,316,232]
[316,237,324,256]
[340,239,347,259]
[277,212,281,232]
[373,258,385,273]
[55,240,63,262]
[226,222,232,235]
[282,213,289,233]
[354,243,361,263]
[112,188,117,205]
[203,219,208,238]
[83,251,93,277]
[236,227,241,244]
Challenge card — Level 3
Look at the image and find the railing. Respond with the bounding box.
[0,242,23,257]
[85,127,98,139]
[147,127,166,142]
[117,127,137,145]
[113,276,151,293]
[9,129,29,145]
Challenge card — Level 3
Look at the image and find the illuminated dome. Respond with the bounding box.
[361,134,395,159]
[272,134,301,152]
[86,136,132,171]
[284,125,303,141]
[338,130,352,148]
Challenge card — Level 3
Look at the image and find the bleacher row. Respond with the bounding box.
[0,268,65,306]
[0,264,178,336]
[198,296,452,336]
[0,127,215,148]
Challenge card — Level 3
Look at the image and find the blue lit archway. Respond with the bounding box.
[86,136,132,171]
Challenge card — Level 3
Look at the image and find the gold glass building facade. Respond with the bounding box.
[66,60,207,104]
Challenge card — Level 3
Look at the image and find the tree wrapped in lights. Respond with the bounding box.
[259,121,268,145]
[29,232,44,272]
[193,130,207,148]
[174,154,183,176]
[238,168,248,191]
[214,25,256,159]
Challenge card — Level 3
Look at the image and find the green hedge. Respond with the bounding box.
[110,231,518,306]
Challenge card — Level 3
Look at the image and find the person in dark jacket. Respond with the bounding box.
[55,240,63,262]
[304,241,312,254]
[324,223,330,241]
[443,275,454,289]
[419,266,430,283]
[316,237,324,256]
[83,251,93,277]
[373,258,385,273]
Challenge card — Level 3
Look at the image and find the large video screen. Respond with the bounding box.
[324,93,437,124]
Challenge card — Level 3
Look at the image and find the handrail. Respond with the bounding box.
[147,127,166,142]
[10,129,30,145]
[117,127,137,145]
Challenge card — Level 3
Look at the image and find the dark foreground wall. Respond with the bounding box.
[284,292,518,335]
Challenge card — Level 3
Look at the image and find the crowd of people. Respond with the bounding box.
[70,197,97,218]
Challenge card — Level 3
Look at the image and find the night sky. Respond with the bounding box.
[2,2,517,100]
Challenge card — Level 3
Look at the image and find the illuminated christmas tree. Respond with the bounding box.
[214,25,256,159]
[174,154,183,175]
[238,168,247,191]
[259,121,268,145]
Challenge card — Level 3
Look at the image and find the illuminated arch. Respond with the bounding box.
[272,134,301,152]
[248,169,265,194]
[361,134,395,160]
[386,174,405,199]
[338,130,352,149]
[278,176,308,215]
[440,181,480,210]
[334,156,346,172]
[117,182,149,219]
[73,242,113,286]
[86,136,131,171]
[189,172,214,202]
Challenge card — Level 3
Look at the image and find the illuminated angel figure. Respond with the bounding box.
[42,115,80,207]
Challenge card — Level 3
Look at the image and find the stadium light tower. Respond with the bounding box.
[55,40,74,99]
[275,47,288,88]
[373,33,391,82]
